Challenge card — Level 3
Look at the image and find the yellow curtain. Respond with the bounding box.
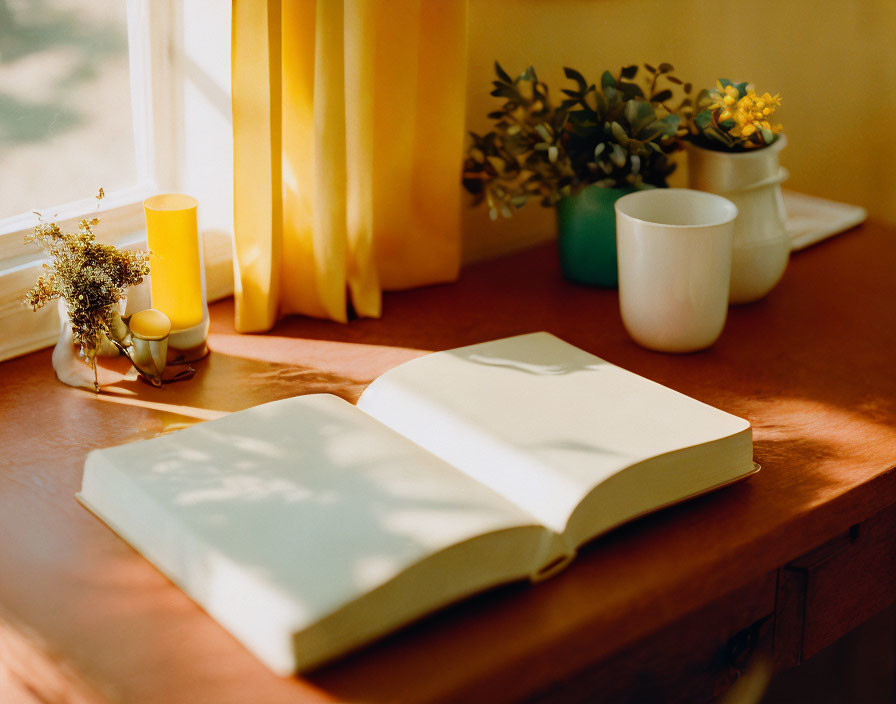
[231,0,469,332]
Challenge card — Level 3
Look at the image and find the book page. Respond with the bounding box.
[79,394,545,672]
[358,333,752,534]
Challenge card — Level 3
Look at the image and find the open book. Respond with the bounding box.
[78,333,756,675]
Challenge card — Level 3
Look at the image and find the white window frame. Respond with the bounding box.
[0,0,181,361]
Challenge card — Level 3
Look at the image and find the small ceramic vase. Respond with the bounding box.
[52,300,124,390]
[686,136,789,304]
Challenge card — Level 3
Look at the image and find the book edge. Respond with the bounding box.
[77,459,301,676]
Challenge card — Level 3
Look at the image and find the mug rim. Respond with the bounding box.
[615,188,738,230]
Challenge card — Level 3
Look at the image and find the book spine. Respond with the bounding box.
[528,532,576,583]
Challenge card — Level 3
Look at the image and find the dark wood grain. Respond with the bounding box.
[1,221,895,703]
[776,503,896,667]
[525,572,777,704]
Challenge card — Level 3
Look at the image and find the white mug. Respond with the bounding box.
[615,189,738,353]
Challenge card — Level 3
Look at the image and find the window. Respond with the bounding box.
[0,0,181,361]
[0,1,137,220]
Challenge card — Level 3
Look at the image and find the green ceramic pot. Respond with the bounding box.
[556,185,636,287]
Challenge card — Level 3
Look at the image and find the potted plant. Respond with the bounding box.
[686,80,788,303]
[462,62,692,286]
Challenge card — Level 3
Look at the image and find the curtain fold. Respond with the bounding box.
[232,0,468,332]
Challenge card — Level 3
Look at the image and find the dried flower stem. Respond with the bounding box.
[24,189,150,392]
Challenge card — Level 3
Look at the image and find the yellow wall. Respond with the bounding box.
[462,0,896,261]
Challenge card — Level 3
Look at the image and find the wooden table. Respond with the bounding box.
[2,221,895,704]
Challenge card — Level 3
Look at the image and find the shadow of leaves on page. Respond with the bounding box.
[104,396,520,652]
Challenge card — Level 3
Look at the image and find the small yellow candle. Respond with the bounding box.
[144,194,203,331]
[128,308,171,340]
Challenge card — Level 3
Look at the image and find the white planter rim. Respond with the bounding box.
[685,133,787,159]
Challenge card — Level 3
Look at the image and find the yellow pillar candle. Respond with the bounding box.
[144,194,204,331]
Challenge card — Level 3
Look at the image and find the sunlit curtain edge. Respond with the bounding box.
[231,0,468,332]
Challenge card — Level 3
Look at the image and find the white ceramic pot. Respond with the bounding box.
[615,189,737,353]
[686,136,790,304]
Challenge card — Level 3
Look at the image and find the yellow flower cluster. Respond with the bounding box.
[708,81,782,139]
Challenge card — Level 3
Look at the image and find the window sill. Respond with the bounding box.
[1,225,233,363]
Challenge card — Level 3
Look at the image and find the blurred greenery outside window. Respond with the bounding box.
[0,0,137,221]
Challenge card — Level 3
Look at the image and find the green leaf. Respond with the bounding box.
[617,81,645,99]
[644,63,657,73]
[637,119,669,142]
[695,110,714,131]
[494,61,512,84]
[624,99,656,133]
[490,84,518,100]
[610,121,628,144]
[657,114,680,136]
[519,66,536,83]
[601,70,616,90]
[651,89,673,103]
[603,84,619,106]
[760,127,775,145]
[704,124,734,147]
[620,65,638,79]
[718,78,733,88]
[735,81,749,98]
[564,66,588,91]
[610,143,626,167]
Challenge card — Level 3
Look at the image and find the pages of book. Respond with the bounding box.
[78,393,545,673]
[358,332,753,537]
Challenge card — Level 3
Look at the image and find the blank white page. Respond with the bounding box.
[357,333,751,533]
[79,394,538,673]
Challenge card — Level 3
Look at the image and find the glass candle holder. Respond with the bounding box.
[127,308,171,383]
[144,194,209,361]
